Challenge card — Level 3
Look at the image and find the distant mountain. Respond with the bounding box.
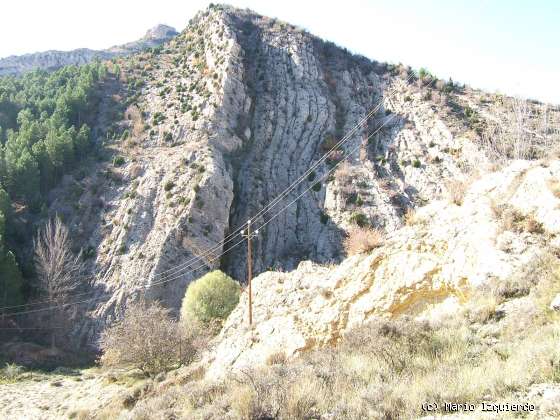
[0,24,178,76]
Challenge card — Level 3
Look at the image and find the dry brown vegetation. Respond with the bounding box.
[99,301,208,376]
[445,179,467,206]
[33,217,85,348]
[343,226,383,256]
[334,161,353,185]
[491,201,545,234]
[125,105,145,138]
[481,97,560,165]
[94,252,560,420]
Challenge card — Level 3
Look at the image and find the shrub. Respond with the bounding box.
[0,363,24,381]
[524,214,544,234]
[445,179,467,206]
[343,227,383,256]
[99,301,199,375]
[334,161,352,185]
[113,156,125,166]
[164,180,175,192]
[181,270,240,324]
[349,212,368,227]
[321,134,338,153]
[412,159,421,168]
[494,204,543,234]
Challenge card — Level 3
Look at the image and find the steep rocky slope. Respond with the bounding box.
[36,5,558,343]
[207,158,560,377]
[0,25,177,76]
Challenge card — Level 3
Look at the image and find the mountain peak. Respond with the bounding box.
[143,24,178,41]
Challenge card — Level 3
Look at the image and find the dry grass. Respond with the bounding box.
[334,161,352,185]
[104,254,560,420]
[404,207,419,226]
[265,352,287,366]
[343,227,383,256]
[124,309,560,420]
[523,214,545,234]
[445,179,468,206]
[492,202,545,234]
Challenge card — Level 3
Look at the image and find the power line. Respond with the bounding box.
[1,72,424,315]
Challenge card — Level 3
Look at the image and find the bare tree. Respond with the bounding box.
[34,217,84,348]
[99,300,208,375]
[481,97,560,165]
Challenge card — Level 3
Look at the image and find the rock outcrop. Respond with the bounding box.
[0,25,178,76]
[207,159,560,377]
[37,5,557,344]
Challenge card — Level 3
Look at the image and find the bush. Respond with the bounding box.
[343,227,383,256]
[0,363,24,381]
[113,156,126,166]
[99,301,199,376]
[349,212,368,228]
[445,179,467,206]
[181,270,240,324]
[164,180,175,192]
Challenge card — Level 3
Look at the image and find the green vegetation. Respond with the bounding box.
[349,212,368,227]
[112,155,125,166]
[164,180,175,192]
[0,63,108,309]
[181,270,240,324]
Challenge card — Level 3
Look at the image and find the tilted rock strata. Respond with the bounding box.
[207,160,560,377]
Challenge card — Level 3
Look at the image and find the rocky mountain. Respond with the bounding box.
[30,4,557,345]
[2,4,560,418]
[0,24,178,76]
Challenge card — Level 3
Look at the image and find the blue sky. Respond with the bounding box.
[2,0,558,103]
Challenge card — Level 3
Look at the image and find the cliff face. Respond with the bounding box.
[39,5,558,343]
[0,25,178,76]
[207,158,560,377]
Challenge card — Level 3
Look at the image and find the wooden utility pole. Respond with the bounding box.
[242,219,258,327]
[247,219,253,326]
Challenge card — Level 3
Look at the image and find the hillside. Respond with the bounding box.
[0,3,560,419]
[0,24,178,76]
[55,4,557,344]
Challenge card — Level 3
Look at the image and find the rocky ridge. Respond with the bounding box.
[36,5,558,344]
[0,25,178,76]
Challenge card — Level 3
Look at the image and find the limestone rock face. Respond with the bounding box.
[43,5,556,345]
[207,160,560,377]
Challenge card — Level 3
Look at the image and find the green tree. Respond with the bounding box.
[0,193,24,311]
[4,142,40,201]
[75,124,91,158]
[181,270,241,324]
